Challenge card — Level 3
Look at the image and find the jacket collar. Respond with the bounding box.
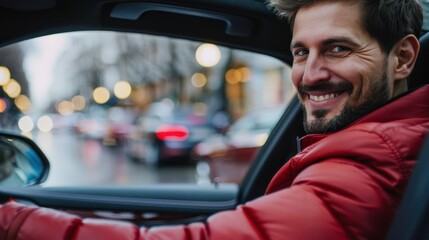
[297,84,429,151]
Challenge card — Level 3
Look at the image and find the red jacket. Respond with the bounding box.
[1,85,429,240]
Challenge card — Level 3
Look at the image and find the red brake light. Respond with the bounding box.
[155,125,189,141]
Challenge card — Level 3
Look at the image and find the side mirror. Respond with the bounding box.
[0,131,50,186]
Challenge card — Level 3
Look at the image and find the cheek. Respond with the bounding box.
[291,65,303,88]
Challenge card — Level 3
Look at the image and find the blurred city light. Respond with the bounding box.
[37,115,54,132]
[238,67,251,82]
[225,69,241,84]
[93,86,110,104]
[71,95,86,111]
[18,116,34,133]
[195,43,221,67]
[0,66,11,86]
[2,78,21,98]
[191,73,207,88]
[193,102,208,115]
[114,81,132,99]
[14,95,31,113]
[57,100,74,115]
[225,67,251,84]
[0,98,7,113]
[130,87,148,105]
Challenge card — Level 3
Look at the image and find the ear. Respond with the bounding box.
[392,34,420,81]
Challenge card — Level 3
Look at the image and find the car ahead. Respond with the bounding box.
[0,0,427,238]
[192,106,286,184]
[126,101,217,165]
[74,107,133,145]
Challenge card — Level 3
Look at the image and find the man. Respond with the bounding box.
[1,0,428,239]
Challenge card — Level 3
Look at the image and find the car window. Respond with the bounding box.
[0,31,295,186]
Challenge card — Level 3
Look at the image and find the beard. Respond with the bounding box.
[300,66,390,134]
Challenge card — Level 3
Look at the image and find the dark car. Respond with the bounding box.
[0,0,427,238]
[127,101,217,165]
[192,106,285,184]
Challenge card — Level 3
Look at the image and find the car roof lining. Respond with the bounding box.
[0,0,293,64]
[110,3,255,37]
[0,0,57,11]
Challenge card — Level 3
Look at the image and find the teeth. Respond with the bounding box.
[309,93,338,102]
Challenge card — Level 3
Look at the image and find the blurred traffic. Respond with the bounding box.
[192,106,286,184]
[0,31,295,186]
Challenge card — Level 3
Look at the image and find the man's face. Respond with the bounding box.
[291,1,395,134]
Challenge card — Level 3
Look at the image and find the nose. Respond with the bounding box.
[302,53,330,85]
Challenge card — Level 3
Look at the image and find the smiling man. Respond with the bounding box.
[1,0,429,239]
[288,1,418,134]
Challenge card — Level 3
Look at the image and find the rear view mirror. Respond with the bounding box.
[0,131,49,186]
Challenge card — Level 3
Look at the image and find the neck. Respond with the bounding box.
[393,79,408,97]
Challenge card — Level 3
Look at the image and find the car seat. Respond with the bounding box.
[386,32,429,240]
[408,32,429,89]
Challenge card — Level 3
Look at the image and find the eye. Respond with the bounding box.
[330,45,351,53]
[293,48,308,57]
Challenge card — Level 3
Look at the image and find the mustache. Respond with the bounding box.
[297,81,354,95]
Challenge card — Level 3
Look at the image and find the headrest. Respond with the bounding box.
[408,32,429,89]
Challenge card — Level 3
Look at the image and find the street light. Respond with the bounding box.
[37,115,54,133]
[0,66,10,86]
[18,116,34,133]
[15,95,31,113]
[57,100,74,115]
[114,81,132,99]
[93,86,110,104]
[2,78,21,98]
[71,95,86,111]
[195,43,221,67]
[191,73,207,88]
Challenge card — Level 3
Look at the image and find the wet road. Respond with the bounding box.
[32,130,211,187]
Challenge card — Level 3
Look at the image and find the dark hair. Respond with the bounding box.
[268,0,423,53]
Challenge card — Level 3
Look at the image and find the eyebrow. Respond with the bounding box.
[290,37,360,51]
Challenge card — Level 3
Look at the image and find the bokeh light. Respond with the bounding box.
[225,67,251,84]
[114,81,132,99]
[238,67,251,82]
[0,98,7,113]
[195,43,221,67]
[57,100,74,115]
[0,66,11,86]
[71,95,86,111]
[191,73,207,88]
[193,102,208,115]
[18,116,34,133]
[3,78,21,98]
[225,69,241,84]
[15,95,31,113]
[93,86,110,104]
[37,115,54,132]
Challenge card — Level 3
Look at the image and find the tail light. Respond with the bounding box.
[155,124,189,141]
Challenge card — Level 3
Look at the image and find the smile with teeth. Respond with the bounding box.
[309,93,340,102]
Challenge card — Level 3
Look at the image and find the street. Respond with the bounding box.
[32,130,209,187]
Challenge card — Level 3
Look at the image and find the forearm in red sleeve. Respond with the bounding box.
[0,160,388,240]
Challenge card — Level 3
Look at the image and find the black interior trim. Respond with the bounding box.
[110,2,254,37]
[408,32,429,89]
[0,0,56,11]
[0,184,238,214]
[386,133,429,240]
[239,96,305,203]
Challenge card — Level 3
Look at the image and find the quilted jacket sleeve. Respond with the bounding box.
[0,159,395,240]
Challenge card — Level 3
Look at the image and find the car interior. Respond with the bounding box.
[0,0,427,236]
